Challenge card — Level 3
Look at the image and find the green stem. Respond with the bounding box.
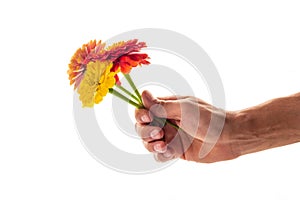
[109,88,142,109]
[115,84,141,103]
[166,120,180,130]
[112,75,181,131]
[123,73,142,104]
[153,117,180,130]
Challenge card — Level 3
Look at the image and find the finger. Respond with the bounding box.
[141,90,182,120]
[143,141,167,153]
[157,95,185,100]
[154,147,176,162]
[135,123,164,142]
[135,108,153,123]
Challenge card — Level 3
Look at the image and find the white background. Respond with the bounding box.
[1,0,300,199]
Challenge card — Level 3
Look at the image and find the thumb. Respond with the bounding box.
[141,90,181,120]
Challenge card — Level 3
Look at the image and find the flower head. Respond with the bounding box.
[102,39,147,61]
[111,53,150,74]
[68,40,105,89]
[103,40,150,84]
[77,61,118,107]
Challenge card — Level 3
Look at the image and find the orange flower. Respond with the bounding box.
[112,53,150,73]
[68,40,105,89]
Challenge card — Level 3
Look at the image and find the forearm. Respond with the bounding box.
[232,93,300,156]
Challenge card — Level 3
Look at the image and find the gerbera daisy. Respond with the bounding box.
[112,53,150,74]
[68,40,105,89]
[77,61,118,107]
[102,39,150,84]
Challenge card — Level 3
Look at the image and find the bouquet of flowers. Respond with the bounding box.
[68,39,179,129]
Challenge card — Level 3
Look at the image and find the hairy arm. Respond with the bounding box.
[232,93,300,156]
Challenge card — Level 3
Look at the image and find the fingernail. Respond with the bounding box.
[163,150,173,158]
[141,115,150,122]
[154,144,167,153]
[150,130,160,139]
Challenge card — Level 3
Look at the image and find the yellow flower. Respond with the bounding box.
[77,61,118,107]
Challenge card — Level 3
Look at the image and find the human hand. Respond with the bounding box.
[135,90,240,163]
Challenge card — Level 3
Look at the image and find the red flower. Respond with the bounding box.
[114,74,121,85]
[112,53,150,73]
[111,53,150,84]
